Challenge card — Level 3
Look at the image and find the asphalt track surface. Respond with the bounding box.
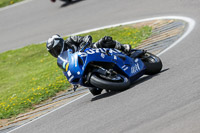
[1,0,200,133]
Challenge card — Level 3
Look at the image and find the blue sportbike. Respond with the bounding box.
[57,45,162,95]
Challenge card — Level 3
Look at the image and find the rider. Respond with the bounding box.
[46,34,131,58]
[46,34,131,95]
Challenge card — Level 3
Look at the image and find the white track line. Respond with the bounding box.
[7,16,195,133]
[71,16,196,38]
[7,92,90,133]
[0,0,33,12]
[157,17,195,56]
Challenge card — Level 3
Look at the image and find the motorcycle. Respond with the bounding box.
[57,43,162,96]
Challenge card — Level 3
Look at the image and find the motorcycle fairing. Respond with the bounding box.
[58,48,146,85]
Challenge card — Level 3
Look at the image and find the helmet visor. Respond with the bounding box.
[49,44,61,58]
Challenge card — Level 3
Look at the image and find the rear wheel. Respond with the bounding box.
[142,52,162,75]
[90,72,130,91]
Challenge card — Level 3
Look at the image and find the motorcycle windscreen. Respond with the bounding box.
[57,51,69,72]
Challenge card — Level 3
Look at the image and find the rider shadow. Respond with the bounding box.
[91,68,169,102]
[60,0,84,8]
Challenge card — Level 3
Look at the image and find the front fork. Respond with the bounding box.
[85,65,116,86]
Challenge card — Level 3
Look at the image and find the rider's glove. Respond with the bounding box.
[80,35,92,50]
[82,35,92,45]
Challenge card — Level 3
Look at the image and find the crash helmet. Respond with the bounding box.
[46,34,64,58]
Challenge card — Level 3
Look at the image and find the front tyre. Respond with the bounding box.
[90,73,130,91]
[142,52,162,75]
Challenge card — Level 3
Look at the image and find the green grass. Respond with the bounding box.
[79,25,152,47]
[0,0,23,8]
[0,44,70,119]
[0,25,152,119]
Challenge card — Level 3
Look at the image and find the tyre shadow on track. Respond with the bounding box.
[60,0,84,8]
[91,68,169,102]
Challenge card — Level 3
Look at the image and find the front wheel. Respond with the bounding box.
[90,73,130,91]
[142,52,162,75]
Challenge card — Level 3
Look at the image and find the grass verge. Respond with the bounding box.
[0,0,23,8]
[0,25,152,119]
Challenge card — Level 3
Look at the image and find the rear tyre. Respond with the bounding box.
[142,52,162,75]
[90,73,130,91]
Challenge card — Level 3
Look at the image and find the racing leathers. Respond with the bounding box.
[63,35,131,53]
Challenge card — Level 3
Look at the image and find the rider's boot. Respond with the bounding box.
[89,87,103,96]
[122,44,131,53]
[115,42,131,54]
